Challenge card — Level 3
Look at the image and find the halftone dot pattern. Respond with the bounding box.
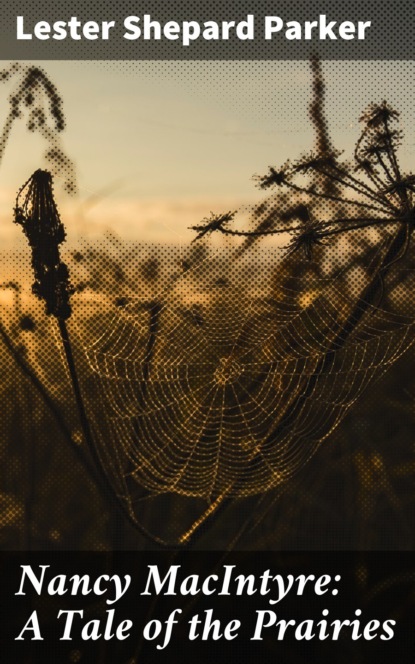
[1,50,415,551]
[65,82,415,543]
[0,63,76,193]
[0,1,414,59]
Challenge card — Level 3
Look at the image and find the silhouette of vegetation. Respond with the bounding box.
[192,103,412,269]
[0,63,76,193]
[0,57,414,664]
[0,58,413,559]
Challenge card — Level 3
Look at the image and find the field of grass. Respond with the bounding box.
[0,59,414,556]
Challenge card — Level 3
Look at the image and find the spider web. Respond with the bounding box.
[70,230,415,508]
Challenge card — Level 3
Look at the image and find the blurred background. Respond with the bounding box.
[0,59,414,552]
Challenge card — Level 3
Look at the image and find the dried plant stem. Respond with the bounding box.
[0,109,16,165]
[0,321,70,440]
[57,320,117,502]
[57,318,169,547]
[273,224,410,440]
[14,170,171,546]
[179,489,230,544]
[57,319,95,456]
[283,179,387,212]
[0,320,106,484]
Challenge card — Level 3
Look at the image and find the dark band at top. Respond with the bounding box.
[0,1,413,60]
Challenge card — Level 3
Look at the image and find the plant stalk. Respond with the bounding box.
[57,317,170,547]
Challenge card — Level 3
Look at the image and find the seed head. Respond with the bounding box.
[255,166,289,189]
[14,169,74,320]
[190,211,236,241]
[360,102,399,129]
[286,212,326,261]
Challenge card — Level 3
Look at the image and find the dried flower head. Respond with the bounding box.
[286,210,327,260]
[14,169,74,320]
[193,92,413,269]
[190,211,236,241]
[360,101,399,128]
[254,165,289,189]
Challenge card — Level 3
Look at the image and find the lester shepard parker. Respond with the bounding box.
[16,14,372,42]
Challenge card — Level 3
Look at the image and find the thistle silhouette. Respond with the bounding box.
[14,171,130,531]
[193,100,413,267]
[191,211,236,241]
[14,170,74,320]
[13,170,173,546]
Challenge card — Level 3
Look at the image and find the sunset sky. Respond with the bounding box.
[0,60,414,245]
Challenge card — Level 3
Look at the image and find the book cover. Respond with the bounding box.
[0,2,414,662]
